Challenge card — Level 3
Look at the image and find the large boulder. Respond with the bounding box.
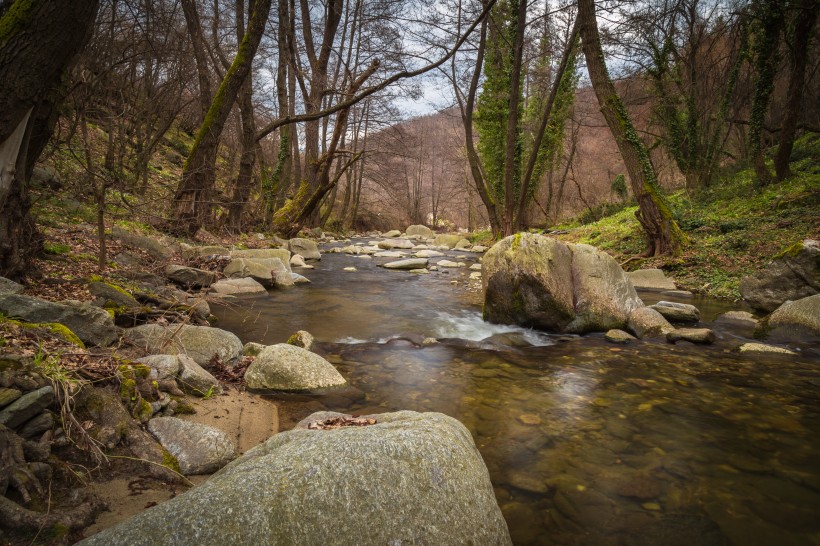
[244,344,346,391]
[627,269,676,290]
[649,301,700,323]
[740,239,820,312]
[164,265,216,289]
[433,234,463,249]
[482,234,642,334]
[148,417,236,475]
[405,224,434,239]
[0,294,119,346]
[378,238,414,250]
[763,294,820,342]
[627,307,674,339]
[288,238,321,260]
[223,257,290,288]
[230,248,292,271]
[80,411,511,545]
[122,324,242,366]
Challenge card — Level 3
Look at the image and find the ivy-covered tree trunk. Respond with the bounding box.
[171,0,271,236]
[578,0,686,256]
[0,0,100,279]
[774,0,817,181]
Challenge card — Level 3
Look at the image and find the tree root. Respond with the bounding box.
[0,489,106,532]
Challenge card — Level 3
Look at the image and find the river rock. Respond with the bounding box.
[183,245,230,258]
[177,354,222,397]
[0,386,54,428]
[605,329,636,344]
[763,294,820,342]
[415,249,444,258]
[738,343,796,355]
[290,254,307,267]
[111,225,175,259]
[122,324,242,366]
[288,238,321,260]
[287,330,314,351]
[378,238,414,250]
[289,273,309,284]
[209,277,267,295]
[244,344,346,391]
[433,234,463,249]
[374,250,405,258]
[243,342,266,356]
[649,300,701,323]
[164,264,216,289]
[627,307,674,339]
[438,260,465,268]
[482,234,643,334]
[0,387,22,409]
[455,239,472,250]
[88,281,139,309]
[134,355,181,381]
[383,229,402,238]
[231,248,292,271]
[18,411,54,438]
[628,269,676,290]
[148,417,236,474]
[0,294,119,346]
[382,258,429,270]
[81,410,510,545]
[667,328,716,344]
[405,224,434,239]
[740,239,820,312]
[0,276,24,295]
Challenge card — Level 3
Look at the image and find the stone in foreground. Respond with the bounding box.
[80,411,511,545]
[148,417,236,475]
[763,293,820,342]
[288,238,321,260]
[0,294,119,346]
[244,343,346,391]
[627,307,674,339]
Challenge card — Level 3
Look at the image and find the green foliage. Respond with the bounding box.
[43,241,71,255]
[610,174,628,201]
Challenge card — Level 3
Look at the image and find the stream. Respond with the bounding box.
[213,240,820,546]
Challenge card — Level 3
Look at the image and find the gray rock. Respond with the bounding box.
[223,257,289,287]
[243,342,266,356]
[19,411,54,438]
[290,254,307,268]
[470,263,483,271]
[627,269,677,290]
[122,324,242,367]
[209,277,267,295]
[433,234,463,249]
[0,387,22,409]
[164,265,216,289]
[764,294,820,342]
[454,238,472,250]
[605,329,636,344]
[405,224,434,239]
[628,307,674,339]
[230,248,291,271]
[0,294,119,346]
[80,411,511,546]
[378,238,414,250]
[415,249,444,258]
[0,276,24,295]
[111,225,175,259]
[287,330,314,351]
[714,311,758,336]
[289,272,310,285]
[382,229,402,237]
[88,281,139,309]
[0,386,54,428]
[134,355,181,381]
[183,245,230,259]
[148,417,236,475]
[177,354,223,397]
[738,342,796,355]
[382,258,429,270]
[244,344,346,391]
[438,260,465,268]
[482,234,643,334]
[740,239,820,312]
[374,250,405,258]
[471,245,488,253]
[660,289,694,298]
[649,300,701,323]
[288,238,321,260]
[667,328,716,344]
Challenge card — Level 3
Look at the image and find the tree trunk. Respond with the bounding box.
[774,0,817,180]
[172,0,272,236]
[180,0,213,122]
[578,0,685,256]
[0,0,100,279]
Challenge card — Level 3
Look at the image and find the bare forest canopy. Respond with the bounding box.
[0,0,817,276]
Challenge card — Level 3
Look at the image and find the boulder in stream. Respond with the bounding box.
[244,344,346,391]
[627,307,674,339]
[287,238,321,260]
[382,258,429,270]
[740,239,819,312]
[649,301,701,323]
[405,224,434,239]
[80,411,511,545]
[762,293,820,342]
[666,328,716,345]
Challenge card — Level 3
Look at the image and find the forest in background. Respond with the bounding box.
[0,0,818,278]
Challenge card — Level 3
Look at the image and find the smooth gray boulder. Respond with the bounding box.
[177,355,222,396]
[382,229,401,237]
[740,239,819,312]
[122,324,242,366]
[209,277,267,295]
[433,234,463,249]
[80,411,511,545]
[405,224,434,239]
[415,249,444,258]
[134,355,181,381]
[667,328,716,344]
[148,417,236,474]
[0,294,119,346]
[627,307,674,339]
[244,344,346,391]
[288,238,321,260]
[649,300,700,323]
[763,294,820,342]
[482,234,643,334]
[0,386,53,428]
[231,248,292,271]
[627,269,677,290]
[454,238,472,250]
[164,264,216,289]
[378,238,414,250]
[223,257,290,288]
[382,258,429,270]
[0,276,24,295]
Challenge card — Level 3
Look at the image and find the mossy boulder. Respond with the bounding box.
[244,344,345,392]
[0,294,119,346]
[405,224,434,239]
[433,234,463,249]
[122,324,242,367]
[762,294,820,342]
[740,239,819,312]
[230,248,292,271]
[482,233,643,334]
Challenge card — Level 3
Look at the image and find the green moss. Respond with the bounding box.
[120,378,137,403]
[512,232,522,251]
[161,449,181,474]
[13,321,85,348]
[42,523,70,540]
[134,398,153,422]
[174,402,196,415]
[773,241,804,260]
[0,0,36,47]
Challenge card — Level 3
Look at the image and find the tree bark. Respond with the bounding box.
[180,0,213,122]
[171,0,272,236]
[578,0,686,256]
[0,0,100,279]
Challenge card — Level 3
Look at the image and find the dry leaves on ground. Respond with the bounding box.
[307,416,377,430]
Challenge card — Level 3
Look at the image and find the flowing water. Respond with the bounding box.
[213,240,820,546]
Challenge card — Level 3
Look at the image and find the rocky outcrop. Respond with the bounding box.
[80,411,511,545]
[740,239,819,312]
[763,294,820,342]
[288,238,321,260]
[405,224,434,239]
[148,417,236,475]
[244,344,346,391]
[164,265,216,289]
[482,234,643,334]
[627,269,676,290]
[0,294,119,346]
[122,324,242,367]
